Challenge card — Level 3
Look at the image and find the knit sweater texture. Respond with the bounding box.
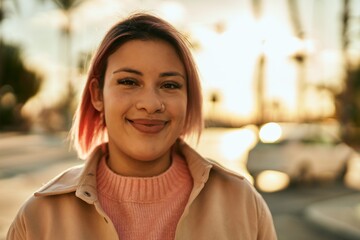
[96,153,193,240]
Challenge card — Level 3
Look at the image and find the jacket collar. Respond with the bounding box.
[34,144,104,203]
[34,139,214,203]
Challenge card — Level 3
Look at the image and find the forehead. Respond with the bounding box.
[106,39,185,71]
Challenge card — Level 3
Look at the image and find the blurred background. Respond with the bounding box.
[0,0,360,239]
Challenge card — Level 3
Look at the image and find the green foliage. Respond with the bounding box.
[336,64,360,145]
[0,41,42,130]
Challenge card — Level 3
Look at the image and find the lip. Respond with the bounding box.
[127,118,168,134]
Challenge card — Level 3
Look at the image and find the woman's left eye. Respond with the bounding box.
[162,82,182,89]
[117,78,138,86]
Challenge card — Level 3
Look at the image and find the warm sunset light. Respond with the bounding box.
[186,127,256,184]
[344,153,360,191]
[259,122,282,143]
[219,127,258,162]
[256,170,290,192]
[159,1,186,24]
[1,0,350,125]
[2,2,360,239]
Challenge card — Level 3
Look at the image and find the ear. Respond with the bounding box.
[89,78,104,112]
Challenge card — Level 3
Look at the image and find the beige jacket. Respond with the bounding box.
[7,139,277,240]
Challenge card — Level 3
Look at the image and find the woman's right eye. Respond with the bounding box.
[117,78,137,86]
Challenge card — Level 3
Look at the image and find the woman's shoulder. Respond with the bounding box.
[205,159,259,195]
[13,164,86,221]
[34,164,85,196]
[207,159,247,182]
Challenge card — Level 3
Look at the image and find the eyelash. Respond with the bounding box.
[162,82,182,89]
[117,78,182,89]
[117,78,138,86]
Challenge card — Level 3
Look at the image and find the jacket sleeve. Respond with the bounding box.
[256,194,278,240]
[6,207,27,240]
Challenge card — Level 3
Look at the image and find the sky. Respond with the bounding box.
[1,0,359,124]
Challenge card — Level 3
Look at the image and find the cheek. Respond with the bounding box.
[102,91,128,118]
[171,98,187,122]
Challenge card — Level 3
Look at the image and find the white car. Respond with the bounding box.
[247,123,354,188]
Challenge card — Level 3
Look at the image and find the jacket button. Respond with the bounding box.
[84,191,91,197]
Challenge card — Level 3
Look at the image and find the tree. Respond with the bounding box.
[251,0,266,125]
[286,0,307,122]
[336,0,360,147]
[0,0,19,87]
[38,0,86,129]
[0,0,41,131]
[0,42,42,130]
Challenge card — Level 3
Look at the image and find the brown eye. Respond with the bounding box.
[117,78,138,86]
[162,82,182,89]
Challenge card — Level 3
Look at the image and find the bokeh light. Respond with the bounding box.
[259,122,282,143]
[219,128,257,162]
[256,170,290,192]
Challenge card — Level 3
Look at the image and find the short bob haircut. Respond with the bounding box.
[71,13,203,159]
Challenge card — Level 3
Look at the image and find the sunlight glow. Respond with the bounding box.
[159,1,186,24]
[259,122,282,143]
[186,127,256,185]
[2,0,348,127]
[31,10,67,29]
[256,170,290,192]
[344,154,360,191]
[192,16,259,119]
[219,128,257,162]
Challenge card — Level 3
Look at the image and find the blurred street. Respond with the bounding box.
[0,132,79,239]
[0,128,359,240]
[263,182,359,240]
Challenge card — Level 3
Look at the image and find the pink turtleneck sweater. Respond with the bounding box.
[96,153,193,240]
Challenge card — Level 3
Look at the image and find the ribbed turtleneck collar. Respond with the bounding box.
[96,152,192,203]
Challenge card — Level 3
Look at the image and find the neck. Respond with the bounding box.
[106,146,172,177]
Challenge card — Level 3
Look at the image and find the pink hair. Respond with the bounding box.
[70,13,203,159]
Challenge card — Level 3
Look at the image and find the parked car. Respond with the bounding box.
[247,122,354,190]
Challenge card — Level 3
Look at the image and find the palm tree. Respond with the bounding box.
[286,0,307,122]
[336,0,360,146]
[251,0,266,125]
[38,0,86,129]
[45,0,85,70]
[341,0,350,68]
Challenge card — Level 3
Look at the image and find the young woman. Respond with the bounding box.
[7,13,277,240]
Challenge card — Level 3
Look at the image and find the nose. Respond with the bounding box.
[135,88,163,114]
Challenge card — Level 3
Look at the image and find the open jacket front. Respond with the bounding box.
[7,139,277,240]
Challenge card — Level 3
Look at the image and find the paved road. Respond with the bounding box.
[0,132,79,239]
[262,182,358,240]
[0,132,77,178]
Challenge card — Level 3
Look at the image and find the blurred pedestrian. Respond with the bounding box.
[7,13,277,240]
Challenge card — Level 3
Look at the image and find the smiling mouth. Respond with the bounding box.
[127,119,168,134]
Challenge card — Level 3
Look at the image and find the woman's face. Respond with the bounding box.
[90,39,187,176]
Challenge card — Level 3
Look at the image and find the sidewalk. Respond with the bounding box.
[0,132,77,178]
[0,132,81,239]
[305,193,360,240]
[0,159,81,239]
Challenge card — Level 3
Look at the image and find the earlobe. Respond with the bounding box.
[89,78,104,111]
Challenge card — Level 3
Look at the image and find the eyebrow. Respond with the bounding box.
[113,67,185,80]
[113,68,142,75]
[160,72,186,80]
